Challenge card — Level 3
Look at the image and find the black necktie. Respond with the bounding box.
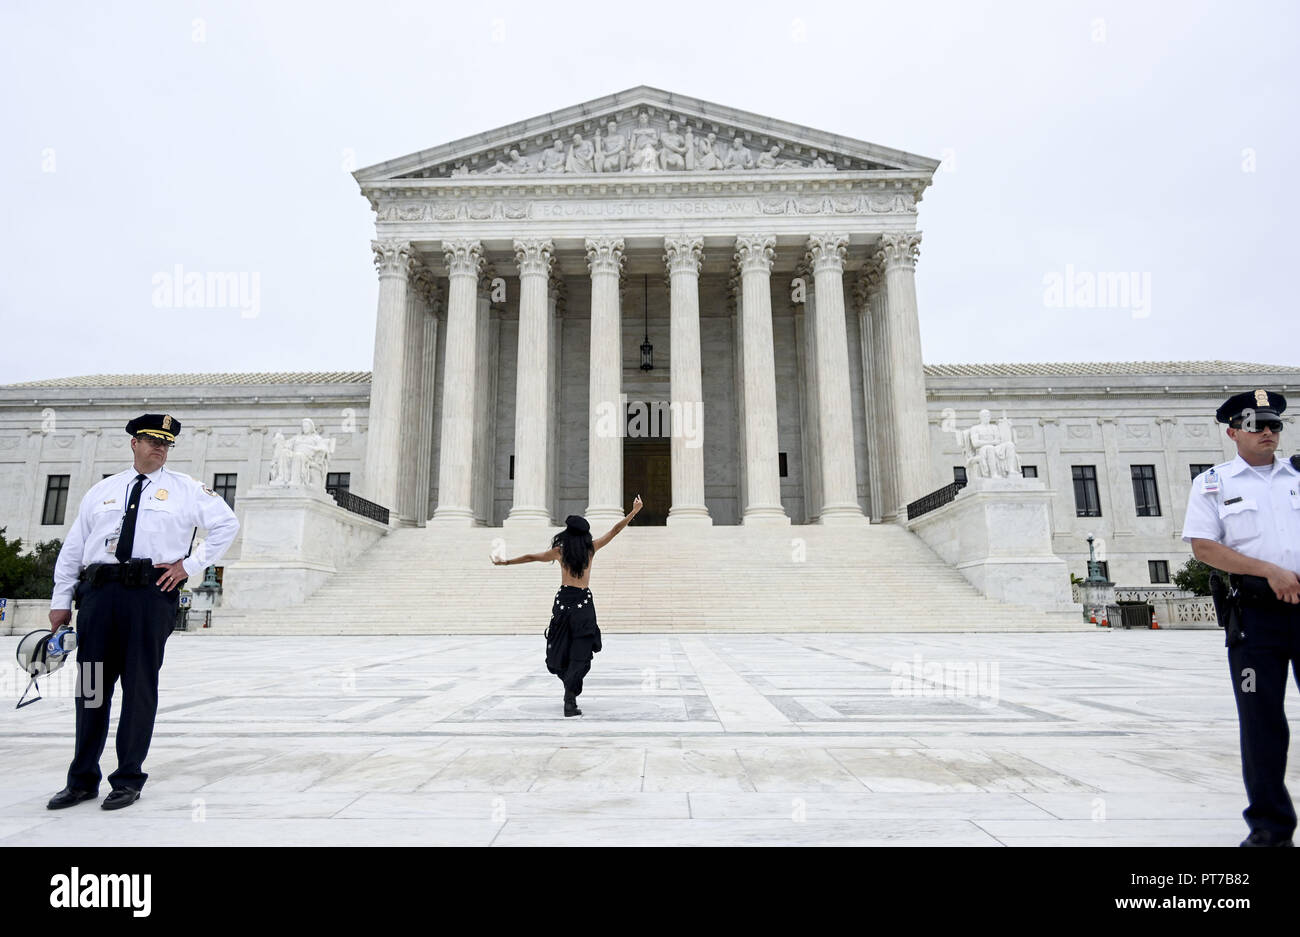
[115,474,147,563]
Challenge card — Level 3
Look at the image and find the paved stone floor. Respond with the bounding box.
[0,630,1293,846]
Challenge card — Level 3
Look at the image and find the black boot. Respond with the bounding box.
[564,694,582,717]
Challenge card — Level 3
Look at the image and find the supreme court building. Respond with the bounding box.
[355,86,936,530]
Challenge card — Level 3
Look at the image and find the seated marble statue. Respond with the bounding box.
[269,418,336,489]
[958,409,1022,479]
[481,148,530,174]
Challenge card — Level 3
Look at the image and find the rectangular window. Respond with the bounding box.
[953,466,968,484]
[1021,465,1038,478]
[1131,465,1161,517]
[1072,465,1101,517]
[508,455,514,481]
[325,472,351,496]
[778,452,788,478]
[42,475,70,526]
[212,473,238,510]
[1189,463,1214,481]
[1149,560,1170,584]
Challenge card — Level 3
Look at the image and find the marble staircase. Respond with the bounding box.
[206,523,1087,634]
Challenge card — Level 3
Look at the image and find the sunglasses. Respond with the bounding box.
[135,436,175,449]
[1235,421,1284,433]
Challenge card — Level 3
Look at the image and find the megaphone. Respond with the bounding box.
[15,626,76,709]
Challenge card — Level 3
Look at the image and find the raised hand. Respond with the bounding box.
[632,494,643,515]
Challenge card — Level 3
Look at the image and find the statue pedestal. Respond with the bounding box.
[1079,579,1117,624]
[222,485,389,610]
[906,477,1080,618]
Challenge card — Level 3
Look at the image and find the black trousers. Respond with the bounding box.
[66,580,177,793]
[549,586,600,701]
[1229,599,1300,838]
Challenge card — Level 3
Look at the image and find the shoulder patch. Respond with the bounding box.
[202,486,219,497]
[1201,467,1220,494]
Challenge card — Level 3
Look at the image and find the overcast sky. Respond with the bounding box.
[2,0,1296,385]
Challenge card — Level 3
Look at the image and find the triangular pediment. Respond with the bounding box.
[354,86,938,183]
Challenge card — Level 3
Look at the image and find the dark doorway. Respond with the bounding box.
[623,439,671,525]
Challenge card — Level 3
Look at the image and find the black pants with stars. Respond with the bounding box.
[66,580,177,793]
[1229,597,1300,839]
[549,586,601,701]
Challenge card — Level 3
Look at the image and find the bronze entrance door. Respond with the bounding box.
[623,439,671,525]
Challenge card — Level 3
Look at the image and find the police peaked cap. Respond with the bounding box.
[1216,389,1286,425]
[126,413,182,441]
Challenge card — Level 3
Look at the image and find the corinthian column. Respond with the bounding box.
[432,239,484,525]
[806,234,864,522]
[505,239,555,526]
[878,232,931,512]
[734,235,790,525]
[364,238,414,519]
[585,237,625,526]
[664,236,712,526]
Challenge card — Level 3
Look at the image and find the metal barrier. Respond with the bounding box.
[1106,603,1152,630]
[331,488,390,525]
[906,479,967,520]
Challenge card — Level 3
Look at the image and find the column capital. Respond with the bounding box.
[442,239,485,279]
[664,236,704,276]
[411,265,442,311]
[734,235,776,274]
[805,233,849,274]
[877,232,923,271]
[372,239,415,279]
[513,238,555,278]
[585,237,625,276]
[851,271,877,312]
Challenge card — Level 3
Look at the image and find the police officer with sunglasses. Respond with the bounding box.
[1183,389,1300,846]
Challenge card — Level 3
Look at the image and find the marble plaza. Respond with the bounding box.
[0,629,1285,847]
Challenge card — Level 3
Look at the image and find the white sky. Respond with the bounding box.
[1,0,1297,384]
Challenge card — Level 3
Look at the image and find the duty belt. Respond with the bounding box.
[78,559,158,588]
[1230,573,1297,609]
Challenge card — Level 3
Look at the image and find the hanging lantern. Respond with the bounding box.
[640,274,653,371]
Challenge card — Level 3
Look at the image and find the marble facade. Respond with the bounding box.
[354,87,938,529]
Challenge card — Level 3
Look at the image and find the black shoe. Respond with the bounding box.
[564,698,582,717]
[1240,830,1294,847]
[101,788,141,811]
[47,787,97,810]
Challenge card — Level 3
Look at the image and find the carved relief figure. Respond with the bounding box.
[694,132,723,170]
[537,139,567,173]
[565,133,595,173]
[659,119,688,171]
[595,120,627,173]
[723,135,754,171]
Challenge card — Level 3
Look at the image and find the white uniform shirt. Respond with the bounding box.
[50,465,241,610]
[1182,455,1300,572]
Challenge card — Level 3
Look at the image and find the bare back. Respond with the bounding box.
[553,546,595,588]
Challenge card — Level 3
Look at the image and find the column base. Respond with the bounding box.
[742,506,791,526]
[430,506,478,526]
[666,506,713,527]
[503,507,554,528]
[584,507,624,527]
[817,504,866,524]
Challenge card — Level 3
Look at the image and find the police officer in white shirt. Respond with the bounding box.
[45,414,240,812]
[1183,389,1300,847]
